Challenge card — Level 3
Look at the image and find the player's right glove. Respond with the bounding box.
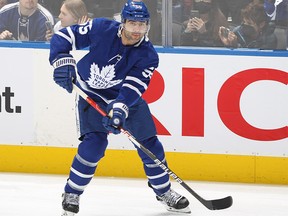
[52,53,76,93]
[102,101,129,134]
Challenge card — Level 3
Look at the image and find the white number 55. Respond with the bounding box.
[79,21,92,35]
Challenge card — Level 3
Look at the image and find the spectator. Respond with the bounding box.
[173,0,194,24]
[219,1,278,49]
[0,0,7,9]
[264,0,288,49]
[45,0,90,41]
[264,0,288,27]
[0,0,54,41]
[181,0,229,47]
[218,0,252,26]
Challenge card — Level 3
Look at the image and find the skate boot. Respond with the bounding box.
[61,193,80,216]
[156,189,191,213]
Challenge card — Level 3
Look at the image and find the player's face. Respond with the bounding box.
[58,4,78,27]
[124,20,148,34]
[19,0,38,10]
[122,20,148,45]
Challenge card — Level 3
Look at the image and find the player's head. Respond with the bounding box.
[120,0,150,36]
[121,0,150,24]
[120,1,151,45]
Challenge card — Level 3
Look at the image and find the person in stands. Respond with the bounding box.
[45,0,89,41]
[219,1,278,49]
[0,0,54,41]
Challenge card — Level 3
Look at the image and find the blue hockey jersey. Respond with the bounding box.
[49,18,159,107]
[0,2,54,41]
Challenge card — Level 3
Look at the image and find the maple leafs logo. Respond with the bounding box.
[87,63,122,89]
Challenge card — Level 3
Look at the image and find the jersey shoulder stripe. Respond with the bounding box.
[0,2,18,14]
[37,3,54,24]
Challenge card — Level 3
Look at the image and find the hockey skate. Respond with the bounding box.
[61,193,80,216]
[156,189,191,214]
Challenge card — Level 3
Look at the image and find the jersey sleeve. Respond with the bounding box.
[116,46,159,107]
[49,18,100,64]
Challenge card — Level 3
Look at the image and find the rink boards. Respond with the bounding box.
[0,42,287,184]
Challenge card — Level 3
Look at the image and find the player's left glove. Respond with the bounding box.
[52,53,76,93]
[102,101,129,134]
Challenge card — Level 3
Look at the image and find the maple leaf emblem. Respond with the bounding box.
[87,63,122,89]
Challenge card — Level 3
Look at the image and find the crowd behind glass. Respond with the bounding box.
[0,0,287,50]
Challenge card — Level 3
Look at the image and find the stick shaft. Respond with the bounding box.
[72,84,232,210]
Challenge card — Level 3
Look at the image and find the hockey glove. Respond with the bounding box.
[102,102,129,134]
[52,54,76,93]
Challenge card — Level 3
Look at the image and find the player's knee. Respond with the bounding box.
[137,136,165,163]
[78,132,108,163]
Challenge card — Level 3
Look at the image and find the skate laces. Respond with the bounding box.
[63,193,79,205]
[160,189,182,206]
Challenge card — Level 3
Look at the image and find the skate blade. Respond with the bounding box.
[157,199,191,214]
[165,206,191,214]
[61,210,75,216]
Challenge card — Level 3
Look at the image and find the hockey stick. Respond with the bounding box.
[73,84,233,210]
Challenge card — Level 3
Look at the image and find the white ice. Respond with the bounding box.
[0,172,287,216]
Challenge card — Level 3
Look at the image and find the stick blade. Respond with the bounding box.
[208,196,233,210]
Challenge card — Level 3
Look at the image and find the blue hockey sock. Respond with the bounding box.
[65,132,108,194]
[136,136,171,195]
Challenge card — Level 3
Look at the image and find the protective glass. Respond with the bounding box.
[123,20,149,34]
[194,0,212,3]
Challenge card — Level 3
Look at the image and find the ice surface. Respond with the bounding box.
[0,173,287,216]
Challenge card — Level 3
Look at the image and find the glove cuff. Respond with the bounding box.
[52,55,76,69]
[113,102,129,118]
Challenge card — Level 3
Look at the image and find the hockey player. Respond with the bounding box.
[49,1,190,215]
